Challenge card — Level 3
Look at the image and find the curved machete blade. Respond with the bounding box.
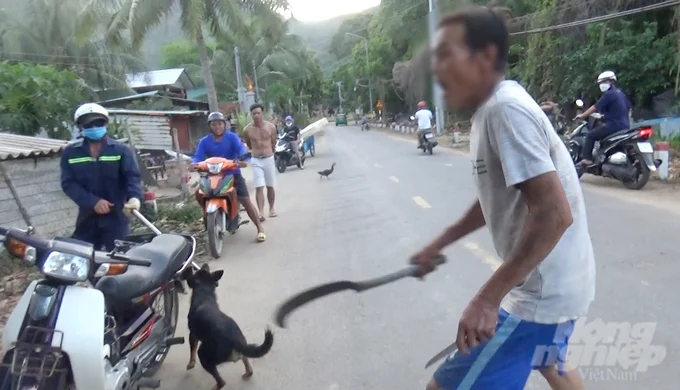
[275,281,354,328]
[274,255,446,328]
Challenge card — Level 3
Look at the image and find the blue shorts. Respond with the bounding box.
[432,309,575,390]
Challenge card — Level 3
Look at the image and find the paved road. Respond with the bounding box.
[158,125,680,390]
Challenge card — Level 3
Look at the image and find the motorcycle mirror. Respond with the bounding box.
[575,99,584,108]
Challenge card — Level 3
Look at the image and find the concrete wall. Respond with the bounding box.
[0,157,78,237]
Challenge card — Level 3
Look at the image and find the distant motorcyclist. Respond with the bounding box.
[414,101,433,148]
[361,114,368,129]
[283,115,303,169]
[539,100,558,121]
[574,71,631,165]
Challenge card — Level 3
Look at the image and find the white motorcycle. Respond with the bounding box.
[0,210,199,390]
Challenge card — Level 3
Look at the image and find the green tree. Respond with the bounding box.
[160,40,238,102]
[95,0,290,112]
[159,14,324,113]
[328,12,373,60]
[0,0,144,89]
[0,62,93,139]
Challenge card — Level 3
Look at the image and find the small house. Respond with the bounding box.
[106,109,209,153]
[126,68,195,98]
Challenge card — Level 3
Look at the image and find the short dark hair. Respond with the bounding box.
[439,6,511,71]
[249,103,264,113]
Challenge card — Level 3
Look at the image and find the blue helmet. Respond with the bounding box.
[285,115,294,122]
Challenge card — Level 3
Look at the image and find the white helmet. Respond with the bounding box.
[74,103,109,127]
[597,71,617,84]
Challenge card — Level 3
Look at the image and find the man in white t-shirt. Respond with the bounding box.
[414,101,433,148]
[411,5,594,390]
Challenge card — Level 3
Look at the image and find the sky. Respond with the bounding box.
[286,0,381,22]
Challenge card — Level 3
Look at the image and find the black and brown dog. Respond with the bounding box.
[183,264,274,390]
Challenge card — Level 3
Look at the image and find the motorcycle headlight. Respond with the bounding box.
[206,162,224,174]
[275,144,286,152]
[42,251,90,282]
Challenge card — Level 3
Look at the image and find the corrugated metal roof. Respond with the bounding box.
[97,91,160,104]
[108,109,208,116]
[0,133,69,161]
[126,68,194,90]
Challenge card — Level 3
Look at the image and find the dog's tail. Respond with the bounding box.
[234,328,274,358]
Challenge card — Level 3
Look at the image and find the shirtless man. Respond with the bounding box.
[244,104,278,221]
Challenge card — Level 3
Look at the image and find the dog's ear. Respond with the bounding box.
[200,263,210,272]
[211,270,224,282]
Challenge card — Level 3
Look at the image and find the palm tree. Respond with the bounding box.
[89,0,290,112]
[0,0,144,90]
[221,15,323,107]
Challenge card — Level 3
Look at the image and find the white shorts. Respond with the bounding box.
[251,156,276,188]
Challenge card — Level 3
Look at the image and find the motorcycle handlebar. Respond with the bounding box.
[127,258,152,267]
[131,209,162,236]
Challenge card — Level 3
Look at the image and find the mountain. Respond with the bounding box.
[0,0,376,74]
[288,7,378,74]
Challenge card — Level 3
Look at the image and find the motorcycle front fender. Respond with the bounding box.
[56,286,107,390]
[205,198,228,214]
[3,282,107,390]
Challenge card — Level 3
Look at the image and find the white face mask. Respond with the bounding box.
[599,82,611,92]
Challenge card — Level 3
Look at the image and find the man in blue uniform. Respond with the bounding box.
[61,103,143,251]
[575,70,631,165]
[190,112,266,242]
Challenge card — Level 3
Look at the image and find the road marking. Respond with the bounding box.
[389,176,399,183]
[374,163,383,168]
[412,196,431,209]
[445,163,453,166]
[462,241,501,271]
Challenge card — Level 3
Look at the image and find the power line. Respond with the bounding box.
[510,0,680,36]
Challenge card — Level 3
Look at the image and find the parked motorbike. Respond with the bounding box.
[195,155,251,258]
[411,116,438,155]
[0,210,198,390]
[274,134,305,173]
[539,101,567,135]
[564,103,661,190]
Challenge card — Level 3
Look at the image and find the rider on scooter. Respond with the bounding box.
[574,71,631,166]
[190,112,266,242]
[283,115,303,169]
[414,101,433,148]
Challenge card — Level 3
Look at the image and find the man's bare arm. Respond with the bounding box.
[243,125,252,150]
[478,172,573,304]
[428,200,486,252]
[269,123,277,150]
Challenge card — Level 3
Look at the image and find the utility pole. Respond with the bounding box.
[297,93,311,115]
[427,0,445,135]
[234,47,246,113]
[252,59,260,102]
[345,33,373,114]
[336,81,344,114]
